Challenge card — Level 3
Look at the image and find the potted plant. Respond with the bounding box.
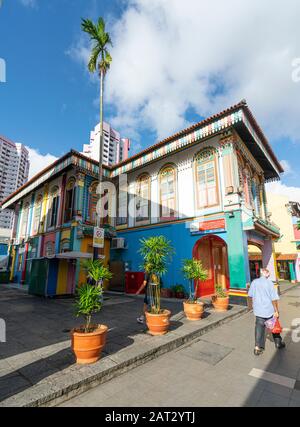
[139,236,175,336]
[71,260,112,364]
[160,287,172,298]
[182,259,208,321]
[175,284,185,299]
[212,284,229,312]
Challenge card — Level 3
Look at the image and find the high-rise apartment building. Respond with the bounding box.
[82,122,130,166]
[0,135,29,229]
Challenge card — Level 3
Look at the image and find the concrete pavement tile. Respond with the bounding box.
[290,389,300,402]
[263,382,293,399]
[257,390,289,407]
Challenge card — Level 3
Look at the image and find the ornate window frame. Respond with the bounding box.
[194,148,220,210]
[159,164,178,221]
[64,177,76,224]
[135,173,151,225]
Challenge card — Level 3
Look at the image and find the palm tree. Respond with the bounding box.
[81,17,112,229]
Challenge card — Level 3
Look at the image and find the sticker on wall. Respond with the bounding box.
[93,227,104,249]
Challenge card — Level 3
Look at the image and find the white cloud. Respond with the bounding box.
[26,147,58,179]
[266,181,300,204]
[19,0,37,7]
[70,0,300,144]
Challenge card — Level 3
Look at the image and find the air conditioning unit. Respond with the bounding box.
[111,238,126,250]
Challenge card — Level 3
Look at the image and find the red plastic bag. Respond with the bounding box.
[272,319,282,334]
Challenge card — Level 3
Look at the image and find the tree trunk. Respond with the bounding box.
[94,69,105,261]
[98,69,104,228]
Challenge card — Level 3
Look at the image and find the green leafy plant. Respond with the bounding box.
[182,259,208,303]
[75,284,103,333]
[175,284,185,293]
[215,284,228,299]
[82,259,112,286]
[75,260,112,333]
[139,236,175,314]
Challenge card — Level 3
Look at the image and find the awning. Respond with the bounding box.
[56,252,93,260]
[276,254,298,261]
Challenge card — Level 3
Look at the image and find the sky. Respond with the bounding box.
[0,0,299,202]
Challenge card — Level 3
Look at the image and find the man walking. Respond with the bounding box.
[248,268,285,356]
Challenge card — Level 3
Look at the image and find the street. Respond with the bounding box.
[61,285,300,407]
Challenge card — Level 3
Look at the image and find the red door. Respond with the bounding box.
[193,236,229,297]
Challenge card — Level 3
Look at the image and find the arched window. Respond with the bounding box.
[159,165,177,219]
[64,178,76,223]
[48,186,60,228]
[20,202,30,238]
[33,194,43,235]
[195,149,219,209]
[89,182,110,225]
[136,174,151,223]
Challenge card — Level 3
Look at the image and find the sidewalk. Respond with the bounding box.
[61,283,300,407]
[0,285,247,407]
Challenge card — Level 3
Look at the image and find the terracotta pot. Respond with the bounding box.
[71,324,108,364]
[161,289,171,298]
[183,301,204,321]
[212,296,229,312]
[145,309,171,336]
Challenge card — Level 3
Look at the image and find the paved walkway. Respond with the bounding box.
[0,285,247,407]
[61,284,300,407]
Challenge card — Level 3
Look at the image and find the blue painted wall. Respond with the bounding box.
[111,221,228,292]
[0,244,8,256]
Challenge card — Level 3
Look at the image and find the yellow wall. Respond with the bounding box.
[57,260,68,295]
[267,193,298,255]
[78,237,111,290]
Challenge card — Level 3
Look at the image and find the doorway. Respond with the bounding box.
[193,235,229,297]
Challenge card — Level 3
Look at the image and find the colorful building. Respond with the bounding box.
[2,100,284,304]
[265,195,300,283]
[108,100,283,304]
[1,151,114,296]
[293,221,300,282]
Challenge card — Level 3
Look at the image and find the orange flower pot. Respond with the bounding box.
[71,324,108,365]
[145,310,171,336]
[183,301,204,321]
[212,296,229,312]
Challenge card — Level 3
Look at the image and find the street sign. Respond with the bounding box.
[93,227,104,249]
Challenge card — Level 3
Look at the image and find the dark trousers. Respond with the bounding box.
[255,316,282,349]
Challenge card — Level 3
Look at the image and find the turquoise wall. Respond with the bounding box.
[225,211,249,290]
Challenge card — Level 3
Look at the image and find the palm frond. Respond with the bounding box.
[81,18,99,41]
[88,45,102,73]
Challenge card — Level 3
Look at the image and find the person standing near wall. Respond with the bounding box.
[136,273,150,324]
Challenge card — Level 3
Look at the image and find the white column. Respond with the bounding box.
[128,182,135,228]
[151,174,159,224]
[177,160,194,219]
[262,238,277,282]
